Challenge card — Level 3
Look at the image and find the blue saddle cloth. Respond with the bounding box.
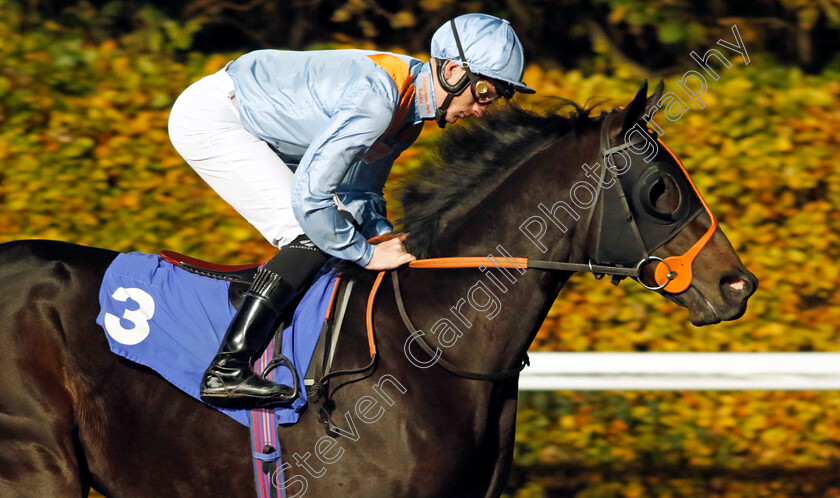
[95,252,336,427]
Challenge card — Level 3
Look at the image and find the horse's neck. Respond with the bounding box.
[403,130,598,374]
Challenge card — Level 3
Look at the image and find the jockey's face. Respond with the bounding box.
[436,62,499,124]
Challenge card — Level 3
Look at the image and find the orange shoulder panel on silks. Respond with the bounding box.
[367,54,416,138]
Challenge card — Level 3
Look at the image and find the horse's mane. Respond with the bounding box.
[400,100,600,258]
[335,99,600,281]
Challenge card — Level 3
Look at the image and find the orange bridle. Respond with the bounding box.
[651,137,718,293]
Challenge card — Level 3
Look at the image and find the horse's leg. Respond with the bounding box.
[481,382,520,498]
[0,248,90,497]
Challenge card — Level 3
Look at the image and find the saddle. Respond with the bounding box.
[161,250,259,310]
[159,250,356,423]
[158,249,358,498]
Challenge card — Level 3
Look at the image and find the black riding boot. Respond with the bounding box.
[199,234,329,409]
[199,268,298,408]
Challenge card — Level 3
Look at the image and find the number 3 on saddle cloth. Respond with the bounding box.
[95,252,337,426]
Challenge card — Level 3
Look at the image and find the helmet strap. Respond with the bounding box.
[435,93,455,128]
[434,61,469,128]
[433,19,479,129]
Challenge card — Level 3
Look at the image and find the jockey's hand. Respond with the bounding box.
[364,233,416,270]
[366,232,399,245]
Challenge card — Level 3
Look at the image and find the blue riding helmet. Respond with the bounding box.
[430,13,535,127]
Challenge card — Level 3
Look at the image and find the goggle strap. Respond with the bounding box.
[449,19,479,87]
[436,57,470,95]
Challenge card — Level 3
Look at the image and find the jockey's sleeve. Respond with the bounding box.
[291,88,396,267]
[338,122,422,239]
[340,191,393,240]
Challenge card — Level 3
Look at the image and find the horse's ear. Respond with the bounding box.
[614,80,665,136]
[647,80,664,121]
[618,80,649,133]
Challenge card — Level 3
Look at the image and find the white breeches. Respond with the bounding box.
[167,67,304,248]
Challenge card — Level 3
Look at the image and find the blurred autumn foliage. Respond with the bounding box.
[2,0,840,496]
[22,0,840,73]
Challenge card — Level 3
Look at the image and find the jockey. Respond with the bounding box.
[168,13,535,409]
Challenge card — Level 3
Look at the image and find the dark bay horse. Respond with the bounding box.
[0,82,756,497]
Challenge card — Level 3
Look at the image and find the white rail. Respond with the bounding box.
[519,353,840,390]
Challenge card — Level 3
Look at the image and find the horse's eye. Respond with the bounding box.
[649,177,666,208]
[649,174,681,216]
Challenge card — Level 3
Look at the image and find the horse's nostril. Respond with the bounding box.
[720,273,755,297]
[723,276,746,291]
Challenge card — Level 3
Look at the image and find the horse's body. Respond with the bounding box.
[0,238,529,497]
[0,84,756,497]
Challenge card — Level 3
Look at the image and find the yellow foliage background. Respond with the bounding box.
[2,1,840,495]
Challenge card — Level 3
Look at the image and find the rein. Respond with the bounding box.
[379,253,644,382]
[391,270,528,381]
[360,111,718,383]
[360,115,663,383]
[408,256,643,277]
[372,253,647,383]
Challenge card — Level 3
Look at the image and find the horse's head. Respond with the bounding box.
[588,81,757,326]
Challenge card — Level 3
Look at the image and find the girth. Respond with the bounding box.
[304,277,355,394]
